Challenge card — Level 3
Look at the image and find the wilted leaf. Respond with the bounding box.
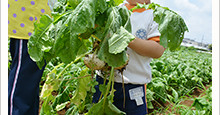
[71,68,91,105]
[108,26,135,54]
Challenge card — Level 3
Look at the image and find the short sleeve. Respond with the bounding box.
[147,21,160,39]
[8,0,51,39]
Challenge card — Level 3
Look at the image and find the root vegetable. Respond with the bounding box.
[84,54,106,70]
[115,54,129,70]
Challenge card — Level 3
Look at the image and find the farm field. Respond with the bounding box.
[37,46,212,115]
[147,46,212,114]
[7,0,213,115]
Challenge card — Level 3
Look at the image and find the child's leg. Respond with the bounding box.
[113,82,147,115]
[8,38,45,115]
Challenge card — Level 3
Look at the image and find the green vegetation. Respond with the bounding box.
[8,0,210,114]
[38,46,212,115]
[27,0,188,69]
[148,46,212,114]
[26,0,188,114]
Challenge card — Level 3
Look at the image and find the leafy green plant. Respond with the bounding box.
[27,0,189,114]
[28,0,188,69]
[147,47,212,114]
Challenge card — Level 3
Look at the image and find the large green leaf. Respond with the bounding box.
[52,12,86,63]
[108,26,135,54]
[54,30,83,63]
[118,6,132,33]
[70,0,95,34]
[98,31,128,68]
[86,97,125,115]
[70,0,107,35]
[98,7,128,67]
[153,6,189,51]
[28,14,53,62]
[130,3,189,51]
[106,6,133,55]
[104,7,122,36]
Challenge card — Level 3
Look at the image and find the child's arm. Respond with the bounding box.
[128,37,165,58]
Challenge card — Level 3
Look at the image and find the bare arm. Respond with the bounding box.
[128,37,165,58]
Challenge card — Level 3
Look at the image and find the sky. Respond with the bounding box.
[151,0,212,44]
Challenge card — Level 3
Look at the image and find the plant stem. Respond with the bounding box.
[91,34,101,42]
[64,74,91,83]
[121,71,126,108]
[110,70,115,102]
[98,75,108,101]
[57,52,91,79]
[47,63,64,77]
[103,67,114,108]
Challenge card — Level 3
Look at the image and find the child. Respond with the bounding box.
[8,0,52,115]
[93,0,165,114]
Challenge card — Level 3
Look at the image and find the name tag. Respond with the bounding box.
[129,86,144,106]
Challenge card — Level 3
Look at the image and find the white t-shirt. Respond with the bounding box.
[113,3,161,84]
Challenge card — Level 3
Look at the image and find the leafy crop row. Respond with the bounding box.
[147,47,212,114]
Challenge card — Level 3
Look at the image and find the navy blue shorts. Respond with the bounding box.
[93,76,148,115]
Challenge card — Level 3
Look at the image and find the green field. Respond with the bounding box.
[35,46,212,115]
[147,46,212,114]
[8,0,203,114]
